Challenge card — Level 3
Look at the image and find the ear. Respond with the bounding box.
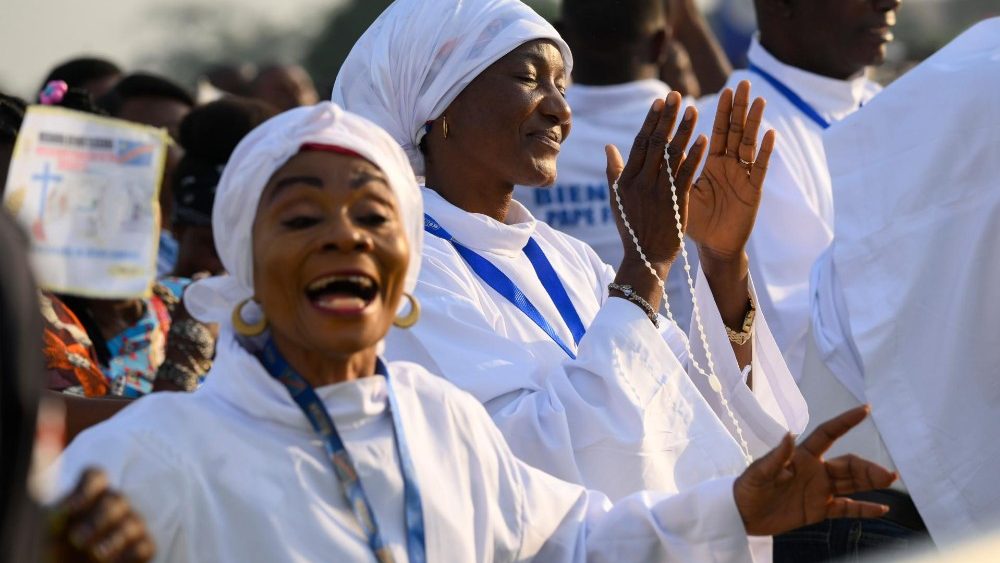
[649,28,670,66]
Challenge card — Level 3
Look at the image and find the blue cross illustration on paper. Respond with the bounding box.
[31,162,63,221]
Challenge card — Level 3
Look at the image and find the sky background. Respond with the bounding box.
[0,0,972,100]
[0,0,337,97]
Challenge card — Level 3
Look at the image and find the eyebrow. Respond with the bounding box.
[266,171,391,203]
[509,52,566,77]
[350,170,389,189]
[268,175,324,202]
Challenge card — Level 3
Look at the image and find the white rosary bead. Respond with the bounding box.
[609,146,753,465]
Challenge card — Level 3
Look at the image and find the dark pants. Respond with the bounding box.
[774,517,930,562]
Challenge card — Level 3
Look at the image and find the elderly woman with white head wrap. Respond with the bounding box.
[50,102,896,561]
[335,0,814,533]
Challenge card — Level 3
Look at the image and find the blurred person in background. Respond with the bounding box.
[707,0,901,380]
[172,97,278,278]
[0,93,26,195]
[664,0,733,96]
[0,209,154,563]
[37,57,123,102]
[693,0,911,559]
[18,86,215,442]
[98,73,195,277]
[801,17,1000,558]
[250,63,320,112]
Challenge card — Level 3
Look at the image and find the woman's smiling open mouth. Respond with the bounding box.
[305,271,379,315]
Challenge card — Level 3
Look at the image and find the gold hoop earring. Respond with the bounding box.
[393,293,421,329]
[442,116,449,139]
[232,298,268,336]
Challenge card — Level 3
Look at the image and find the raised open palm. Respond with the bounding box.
[687,80,776,261]
[605,92,708,268]
[734,406,898,536]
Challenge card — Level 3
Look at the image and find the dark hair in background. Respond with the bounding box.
[98,73,195,117]
[51,87,108,117]
[0,94,27,145]
[560,0,664,47]
[172,97,279,227]
[179,96,277,163]
[37,57,121,100]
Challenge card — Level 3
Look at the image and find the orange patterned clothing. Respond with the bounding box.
[40,292,108,397]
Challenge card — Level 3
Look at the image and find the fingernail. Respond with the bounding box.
[652,99,664,111]
[684,106,695,120]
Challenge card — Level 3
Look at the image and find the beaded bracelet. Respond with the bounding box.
[608,283,659,328]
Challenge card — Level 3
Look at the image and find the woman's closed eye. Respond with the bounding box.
[356,212,389,227]
[281,215,322,230]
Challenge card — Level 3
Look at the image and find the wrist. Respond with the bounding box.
[698,247,751,330]
[613,258,667,313]
[619,253,670,281]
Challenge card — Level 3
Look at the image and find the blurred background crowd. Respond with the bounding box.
[2,0,996,103]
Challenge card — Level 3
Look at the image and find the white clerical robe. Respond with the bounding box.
[695,38,881,378]
[386,188,807,559]
[511,79,694,330]
[809,17,1000,547]
[53,328,755,562]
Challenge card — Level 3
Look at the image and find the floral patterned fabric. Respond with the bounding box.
[41,278,191,397]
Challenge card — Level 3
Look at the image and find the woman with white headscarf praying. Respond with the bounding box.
[48,101,895,562]
[335,0,807,544]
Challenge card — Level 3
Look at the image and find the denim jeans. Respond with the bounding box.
[774,518,930,562]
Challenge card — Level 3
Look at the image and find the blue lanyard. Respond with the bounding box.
[258,339,426,563]
[423,213,586,359]
[747,62,832,130]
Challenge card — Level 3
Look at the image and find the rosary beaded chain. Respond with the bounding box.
[609,143,753,465]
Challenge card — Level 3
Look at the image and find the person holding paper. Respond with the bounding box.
[2,91,215,440]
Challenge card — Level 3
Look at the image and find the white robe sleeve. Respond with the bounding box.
[387,252,720,500]
[49,418,192,563]
[445,388,754,562]
[678,267,809,457]
[743,147,832,379]
[594,256,809,458]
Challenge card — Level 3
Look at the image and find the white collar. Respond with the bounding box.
[566,79,672,114]
[200,327,390,431]
[421,186,537,258]
[747,37,878,122]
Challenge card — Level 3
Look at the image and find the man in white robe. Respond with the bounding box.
[697,0,899,378]
[806,16,1000,550]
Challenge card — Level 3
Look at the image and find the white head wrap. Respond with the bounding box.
[331,0,572,176]
[184,102,423,327]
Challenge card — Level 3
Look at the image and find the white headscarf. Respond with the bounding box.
[185,102,423,327]
[331,0,572,176]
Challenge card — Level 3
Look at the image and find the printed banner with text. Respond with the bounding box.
[2,106,167,298]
